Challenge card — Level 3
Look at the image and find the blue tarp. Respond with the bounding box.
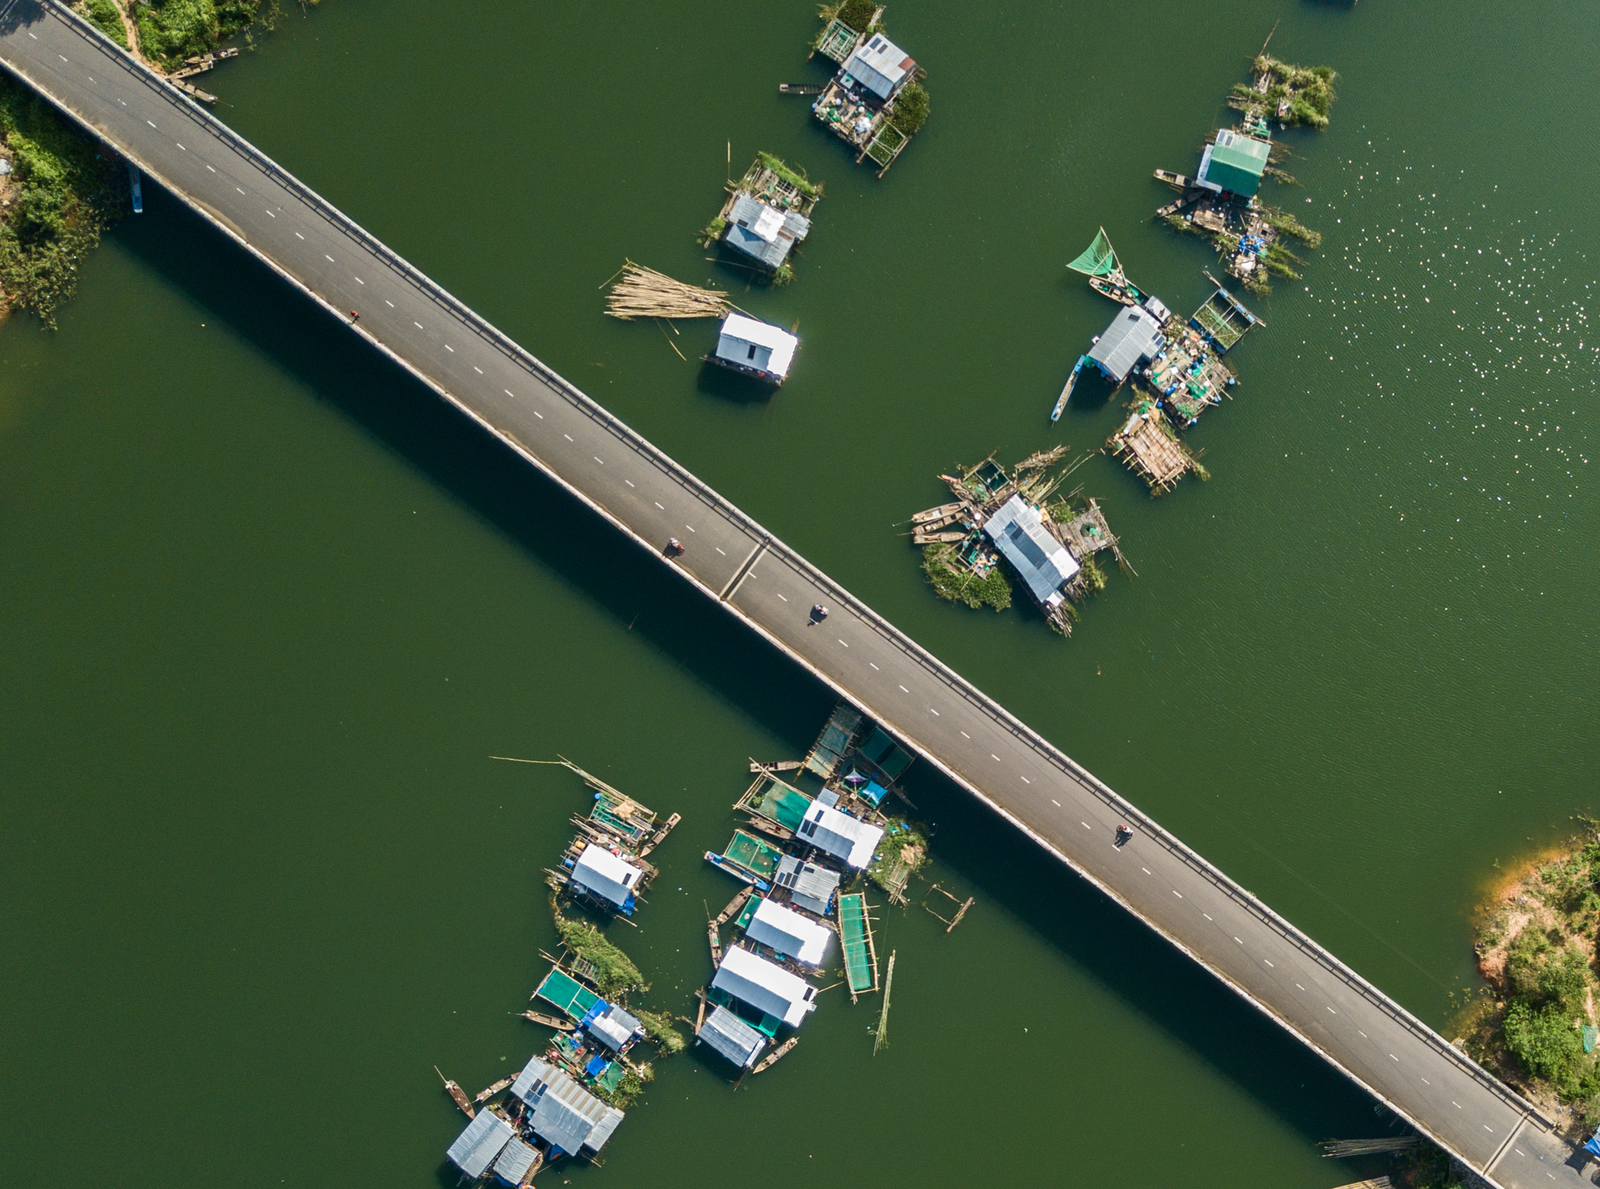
[862,780,888,807]
[585,1053,611,1077]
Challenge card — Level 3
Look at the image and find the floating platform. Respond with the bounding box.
[837,892,879,996]
[1107,409,1195,493]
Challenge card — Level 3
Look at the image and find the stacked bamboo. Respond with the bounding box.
[1320,1138,1421,1158]
[605,261,729,320]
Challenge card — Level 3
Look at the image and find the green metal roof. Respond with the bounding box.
[1201,130,1269,198]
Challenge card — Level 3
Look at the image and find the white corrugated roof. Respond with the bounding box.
[775,854,839,916]
[711,945,817,1027]
[698,1004,766,1069]
[445,1108,513,1178]
[714,313,798,379]
[746,897,833,966]
[797,802,884,868]
[527,1066,625,1155]
[570,842,641,908]
[983,495,1080,607]
[586,1002,642,1052]
[492,1137,539,1183]
[842,33,914,100]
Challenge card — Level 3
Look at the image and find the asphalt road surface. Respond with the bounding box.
[1,4,1591,1184]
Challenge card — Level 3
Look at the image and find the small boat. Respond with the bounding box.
[435,1066,474,1117]
[912,501,963,525]
[1051,356,1085,422]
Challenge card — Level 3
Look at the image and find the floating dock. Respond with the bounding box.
[838,892,879,997]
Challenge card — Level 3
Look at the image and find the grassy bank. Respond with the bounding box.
[133,0,296,71]
[0,74,126,328]
[1460,828,1600,1126]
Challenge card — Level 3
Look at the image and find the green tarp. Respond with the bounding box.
[1067,227,1119,278]
[751,779,812,831]
[724,830,781,879]
[535,968,600,1020]
[838,893,877,993]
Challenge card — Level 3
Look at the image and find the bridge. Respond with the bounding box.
[1,4,1588,1184]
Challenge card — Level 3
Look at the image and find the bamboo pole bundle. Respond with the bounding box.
[605,261,730,320]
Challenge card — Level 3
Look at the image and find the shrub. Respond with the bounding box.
[890,82,929,135]
[1502,999,1583,1092]
[81,0,130,48]
[835,0,878,33]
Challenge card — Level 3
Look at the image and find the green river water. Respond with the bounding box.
[3,1,1597,1185]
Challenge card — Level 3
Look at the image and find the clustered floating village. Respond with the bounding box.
[435,12,1338,1180]
[602,9,1337,640]
[438,709,956,1183]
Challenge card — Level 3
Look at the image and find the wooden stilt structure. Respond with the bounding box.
[924,883,974,933]
[872,951,896,1055]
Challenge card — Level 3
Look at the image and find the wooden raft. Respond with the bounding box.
[1107,414,1193,492]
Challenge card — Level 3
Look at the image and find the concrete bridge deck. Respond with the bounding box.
[1,4,1589,1184]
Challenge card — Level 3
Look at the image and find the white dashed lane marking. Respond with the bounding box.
[563,434,573,442]
[960,731,970,739]
[445,345,454,352]
[624,480,635,488]
[654,502,664,510]
[1202,913,1212,921]
[1172,890,1182,898]
[868,662,877,669]
[593,457,604,465]
[777,593,788,602]
[474,366,483,374]
[899,685,910,693]
[929,708,940,716]
[838,639,848,647]
[1263,959,1274,968]
[176,143,185,150]
[1019,776,1030,784]
[325,254,335,263]
[990,754,1000,762]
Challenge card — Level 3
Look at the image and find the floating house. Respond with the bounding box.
[697,1004,768,1070]
[745,897,834,966]
[705,312,799,386]
[581,1000,643,1054]
[797,801,883,869]
[840,33,915,101]
[446,1109,515,1180]
[492,1137,540,1186]
[1196,128,1270,198]
[723,194,812,271]
[982,495,1081,615]
[711,945,818,1028]
[913,450,1126,635]
[510,1053,626,1158]
[773,854,839,916]
[810,19,926,175]
[706,154,820,280]
[1087,305,1165,384]
[568,842,644,914]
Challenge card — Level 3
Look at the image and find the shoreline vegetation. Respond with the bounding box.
[1458,823,1600,1132]
[1,1,313,327]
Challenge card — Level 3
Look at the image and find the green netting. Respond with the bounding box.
[1067,227,1119,278]
[733,897,759,931]
[724,830,781,879]
[838,893,876,993]
[536,968,600,1020]
[593,1061,627,1092]
[752,780,812,831]
[1193,297,1245,349]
